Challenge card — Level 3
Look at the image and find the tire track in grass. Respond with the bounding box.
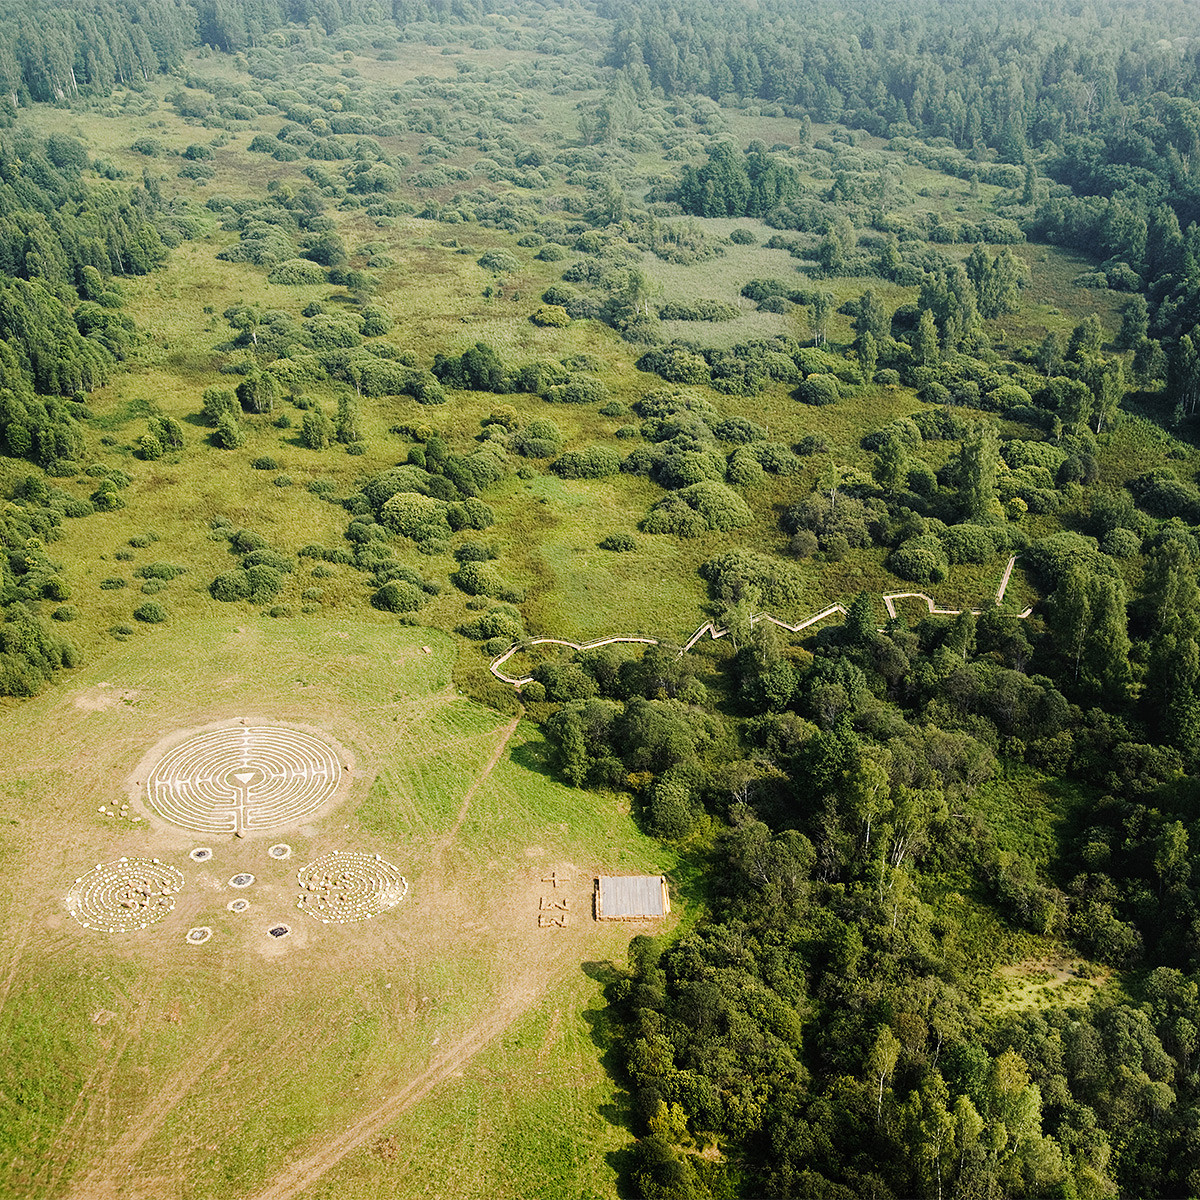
[433,713,521,866]
[66,983,290,1200]
[38,989,149,1197]
[248,969,544,1200]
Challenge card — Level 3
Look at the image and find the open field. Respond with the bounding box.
[0,615,672,1199]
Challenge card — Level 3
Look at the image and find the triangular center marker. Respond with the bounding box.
[234,772,255,784]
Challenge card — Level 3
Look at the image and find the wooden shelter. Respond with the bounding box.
[594,875,670,920]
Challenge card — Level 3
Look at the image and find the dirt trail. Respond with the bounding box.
[0,914,30,1019]
[248,966,544,1200]
[67,985,288,1200]
[39,991,149,1197]
[433,712,520,865]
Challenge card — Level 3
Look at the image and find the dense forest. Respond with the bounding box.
[1,0,1200,1196]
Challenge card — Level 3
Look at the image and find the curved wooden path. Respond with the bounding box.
[490,557,1032,688]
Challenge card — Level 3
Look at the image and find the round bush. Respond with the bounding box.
[275,474,294,487]
[133,601,167,623]
[141,578,167,594]
[100,578,127,590]
[52,605,77,622]
[372,580,426,612]
[599,532,636,552]
[789,530,819,558]
[531,304,570,327]
[521,680,547,702]
[267,258,327,285]
[1102,527,1142,558]
[231,529,268,552]
[726,448,765,487]
[268,605,292,618]
[729,228,756,245]
[210,570,251,601]
[797,373,841,406]
[551,446,622,479]
[941,524,1005,565]
[888,535,949,583]
[252,456,279,470]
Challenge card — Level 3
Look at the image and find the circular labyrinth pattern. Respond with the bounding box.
[66,858,185,933]
[145,726,343,835]
[189,847,213,862]
[268,843,292,860]
[228,898,249,913]
[295,851,408,924]
[229,873,255,888]
[187,927,212,944]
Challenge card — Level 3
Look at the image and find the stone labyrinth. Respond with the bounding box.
[146,726,342,835]
[296,851,408,924]
[66,858,185,932]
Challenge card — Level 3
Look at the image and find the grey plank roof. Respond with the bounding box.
[597,875,668,919]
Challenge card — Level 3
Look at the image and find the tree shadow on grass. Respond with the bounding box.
[581,960,641,1198]
[510,734,556,778]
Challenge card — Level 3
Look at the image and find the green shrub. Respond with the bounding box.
[510,418,562,458]
[99,578,126,590]
[381,491,452,541]
[133,601,167,623]
[940,524,1006,565]
[231,529,267,552]
[268,258,327,285]
[214,412,245,448]
[241,550,295,574]
[643,481,753,536]
[246,565,283,603]
[478,249,520,274]
[726,447,766,486]
[531,304,570,327]
[456,605,523,640]
[544,376,608,405]
[251,456,279,470]
[447,498,495,530]
[210,570,251,602]
[134,562,186,580]
[52,605,76,621]
[141,578,167,594]
[1102,527,1142,558]
[888,535,949,583]
[551,446,621,479]
[372,580,426,612]
[599,532,637,551]
[450,560,524,601]
[701,550,808,607]
[797,373,841,405]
